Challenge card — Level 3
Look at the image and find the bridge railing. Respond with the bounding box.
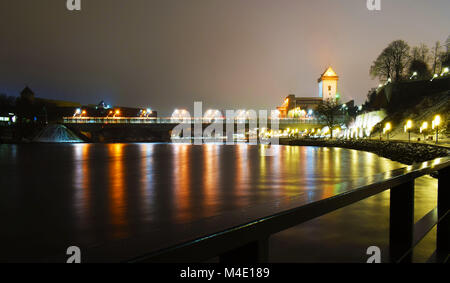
[112,156,448,263]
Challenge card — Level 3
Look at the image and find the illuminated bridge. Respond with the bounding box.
[62,117,328,142]
[63,116,323,126]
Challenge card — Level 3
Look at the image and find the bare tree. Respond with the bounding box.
[370,40,411,82]
[316,99,342,139]
[431,41,442,74]
[411,43,430,63]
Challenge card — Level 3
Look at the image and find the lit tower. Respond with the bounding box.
[318,67,339,101]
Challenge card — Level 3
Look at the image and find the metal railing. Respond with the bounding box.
[115,156,448,263]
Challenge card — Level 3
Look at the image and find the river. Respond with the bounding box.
[0,143,437,262]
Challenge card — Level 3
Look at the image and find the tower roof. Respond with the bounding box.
[318,66,339,82]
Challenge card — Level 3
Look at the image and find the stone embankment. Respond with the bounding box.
[288,139,449,165]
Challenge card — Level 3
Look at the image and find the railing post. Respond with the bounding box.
[437,167,449,262]
[389,180,414,263]
[219,237,269,263]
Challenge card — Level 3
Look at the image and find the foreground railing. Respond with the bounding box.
[83,156,449,263]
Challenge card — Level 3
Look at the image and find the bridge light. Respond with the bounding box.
[73,108,81,117]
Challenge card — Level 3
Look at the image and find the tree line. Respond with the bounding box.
[370,38,450,82]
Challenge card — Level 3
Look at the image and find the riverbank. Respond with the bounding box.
[286,138,450,165]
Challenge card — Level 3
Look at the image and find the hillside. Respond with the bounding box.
[372,89,449,143]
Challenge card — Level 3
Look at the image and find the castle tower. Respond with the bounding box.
[318,67,339,101]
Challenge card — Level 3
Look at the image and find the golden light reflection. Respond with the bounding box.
[236,144,250,207]
[108,143,128,238]
[203,144,219,217]
[140,144,154,221]
[173,144,192,222]
[73,144,91,229]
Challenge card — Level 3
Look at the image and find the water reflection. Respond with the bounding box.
[202,144,220,217]
[66,144,410,231]
[73,144,91,230]
[4,143,431,261]
[173,144,192,222]
[108,143,128,238]
[140,144,154,222]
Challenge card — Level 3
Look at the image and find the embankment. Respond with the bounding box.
[287,139,449,165]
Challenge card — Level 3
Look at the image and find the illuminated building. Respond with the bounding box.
[318,66,339,101]
[277,66,339,118]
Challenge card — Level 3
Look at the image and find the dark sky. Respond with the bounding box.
[1,0,449,115]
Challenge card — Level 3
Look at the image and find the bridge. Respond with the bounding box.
[62,117,328,142]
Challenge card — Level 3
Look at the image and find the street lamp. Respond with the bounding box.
[432,115,441,144]
[410,72,418,80]
[383,122,392,141]
[420,121,428,142]
[113,109,120,118]
[404,120,412,142]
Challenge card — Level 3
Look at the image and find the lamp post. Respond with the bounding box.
[432,115,441,144]
[404,120,412,142]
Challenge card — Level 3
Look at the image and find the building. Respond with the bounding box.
[277,95,322,118]
[318,66,339,100]
[277,66,339,118]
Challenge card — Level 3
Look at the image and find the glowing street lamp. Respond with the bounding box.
[404,120,413,142]
[113,109,121,118]
[420,121,428,141]
[383,122,392,141]
[410,71,418,80]
[430,74,438,81]
[432,115,441,144]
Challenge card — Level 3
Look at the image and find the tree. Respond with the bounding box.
[408,59,431,80]
[411,43,430,63]
[431,41,443,74]
[370,40,411,82]
[316,99,342,139]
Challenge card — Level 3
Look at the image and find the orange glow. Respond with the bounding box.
[203,144,219,217]
[73,144,91,230]
[108,144,128,238]
[173,144,192,223]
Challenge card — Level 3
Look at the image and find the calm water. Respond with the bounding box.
[0,143,437,262]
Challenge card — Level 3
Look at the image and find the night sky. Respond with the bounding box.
[1,0,449,115]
